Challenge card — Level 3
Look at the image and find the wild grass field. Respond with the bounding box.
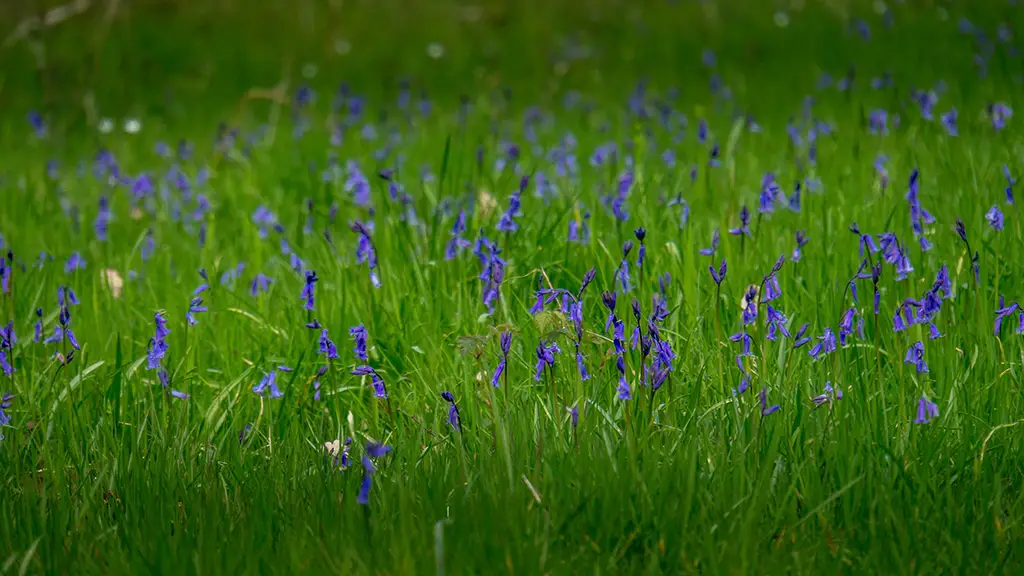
[0,1,1023,573]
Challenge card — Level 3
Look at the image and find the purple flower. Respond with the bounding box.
[759,387,780,416]
[989,103,1012,131]
[496,178,526,233]
[986,205,1004,231]
[147,312,170,370]
[941,108,958,136]
[1003,165,1016,205]
[0,350,11,377]
[357,442,392,505]
[728,205,751,237]
[0,391,12,432]
[699,230,720,257]
[492,330,512,387]
[349,325,368,361]
[709,259,727,285]
[914,395,939,424]
[808,328,836,360]
[445,210,472,260]
[533,340,560,381]
[252,369,284,398]
[793,323,811,348]
[566,404,579,429]
[65,253,86,274]
[995,301,1020,335]
[249,273,272,296]
[441,391,461,432]
[301,270,318,310]
[811,381,843,407]
[319,329,340,360]
[352,365,388,398]
[766,306,791,341]
[186,297,207,326]
[351,221,382,288]
[728,331,753,357]
[904,341,929,374]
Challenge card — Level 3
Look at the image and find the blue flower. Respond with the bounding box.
[352,365,387,398]
[533,340,560,381]
[904,341,929,374]
[250,273,272,296]
[914,394,939,424]
[357,442,392,505]
[808,328,836,360]
[252,369,284,398]
[986,205,1004,231]
[441,391,461,432]
[699,230,720,257]
[492,331,512,387]
[65,253,86,274]
[349,325,368,361]
[186,297,207,326]
[709,259,727,285]
[319,329,340,360]
[301,270,318,310]
[759,387,780,416]
[811,381,843,407]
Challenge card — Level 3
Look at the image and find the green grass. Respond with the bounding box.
[1,1,1023,573]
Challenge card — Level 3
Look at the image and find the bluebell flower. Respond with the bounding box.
[441,391,461,432]
[994,301,1019,335]
[1004,165,1017,205]
[986,205,1004,231]
[914,394,939,424]
[147,312,169,370]
[941,108,958,135]
[492,330,512,387]
[766,306,791,340]
[741,286,759,326]
[0,350,11,377]
[250,273,272,296]
[65,252,86,274]
[789,181,802,212]
[352,365,388,398]
[699,230,720,257]
[566,404,579,429]
[709,259,727,285]
[357,442,392,505]
[759,387,780,416]
[808,328,836,360]
[836,307,856,345]
[728,205,751,237]
[94,196,111,241]
[811,381,843,407]
[614,241,633,293]
[252,369,284,398]
[347,325,369,361]
[186,297,207,326]
[319,329,340,360]
[989,103,1012,131]
[445,210,472,260]
[351,220,382,288]
[904,341,929,374]
[473,236,506,313]
[301,270,318,310]
[567,210,591,243]
[868,109,889,135]
[533,340,560,380]
[728,331,753,357]
[496,177,526,233]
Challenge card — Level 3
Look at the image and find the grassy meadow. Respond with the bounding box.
[0,1,1023,573]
